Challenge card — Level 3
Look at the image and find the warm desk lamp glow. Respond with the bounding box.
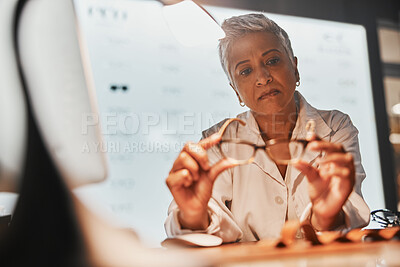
[160,0,225,46]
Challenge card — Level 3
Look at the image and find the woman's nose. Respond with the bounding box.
[256,67,272,86]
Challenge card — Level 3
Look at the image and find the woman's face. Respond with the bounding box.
[228,31,298,115]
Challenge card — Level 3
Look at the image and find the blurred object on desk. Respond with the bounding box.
[371,208,400,228]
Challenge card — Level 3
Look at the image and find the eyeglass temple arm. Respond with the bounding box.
[305,120,320,140]
[217,118,246,137]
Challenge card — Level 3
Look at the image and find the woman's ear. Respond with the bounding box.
[230,82,245,106]
[229,82,235,91]
[293,56,300,81]
[230,82,239,100]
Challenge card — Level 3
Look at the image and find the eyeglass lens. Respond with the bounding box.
[371,209,400,227]
[220,142,254,162]
[220,140,306,164]
[267,141,305,162]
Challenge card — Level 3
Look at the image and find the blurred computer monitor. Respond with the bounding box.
[17,0,108,188]
[0,0,27,216]
[0,0,108,217]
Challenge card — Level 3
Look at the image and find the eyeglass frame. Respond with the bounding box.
[370,209,400,228]
[214,118,315,165]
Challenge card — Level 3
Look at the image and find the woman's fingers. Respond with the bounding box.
[171,151,200,181]
[293,160,320,183]
[319,156,355,181]
[166,169,194,189]
[306,132,320,141]
[198,132,222,150]
[208,158,238,182]
[171,134,222,172]
[319,163,351,178]
[167,134,236,189]
[180,142,210,171]
[168,158,236,188]
[306,142,354,180]
[294,157,354,183]
[169,139,212,176]
[318,152,353,166]
[307,140,345,153]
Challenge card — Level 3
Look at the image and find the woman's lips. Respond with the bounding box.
[258,89,280,100]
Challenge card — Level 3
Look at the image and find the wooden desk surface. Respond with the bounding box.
[184,240,400,266]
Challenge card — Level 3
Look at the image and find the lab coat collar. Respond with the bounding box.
[236,111,285,185]
[291,91,332,141]
[236,91,332,142]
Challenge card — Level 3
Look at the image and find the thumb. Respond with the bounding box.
[198,133,222,150]
[306,132,320,141]
[208,158,237,182]
[293,160,319,183]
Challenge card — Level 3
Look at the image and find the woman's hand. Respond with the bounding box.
[293,136,355,231]
[166,133,237,230]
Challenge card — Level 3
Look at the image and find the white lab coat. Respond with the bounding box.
[165,91,370,243]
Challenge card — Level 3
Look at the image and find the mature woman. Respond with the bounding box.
[164,13,370,243]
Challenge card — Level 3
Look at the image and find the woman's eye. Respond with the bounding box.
[240,68,252,76]
[266,58,280,65]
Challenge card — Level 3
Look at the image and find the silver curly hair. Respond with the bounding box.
[218,13,296,82]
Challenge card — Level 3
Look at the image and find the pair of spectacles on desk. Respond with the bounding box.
[371,209,400,228]
[215,118,318,165]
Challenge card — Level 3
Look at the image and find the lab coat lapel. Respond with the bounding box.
[290,91,333,210]
[253,151,286,186]
[237,111,286,186]
[291,91,332,163]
